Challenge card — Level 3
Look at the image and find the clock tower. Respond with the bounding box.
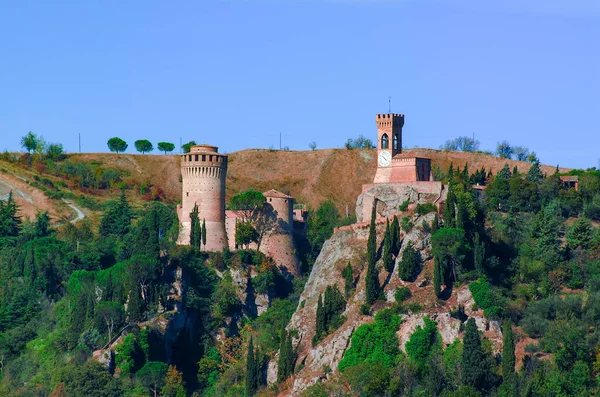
[374,113,404,182]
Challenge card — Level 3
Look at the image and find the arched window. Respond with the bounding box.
[393,134,398,150]
[381,134,389,149]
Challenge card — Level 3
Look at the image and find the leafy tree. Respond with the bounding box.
[345,135,374,149]
[137,361,169,397]
[462,318,489,391]
[441,136,480,152]
[230,190,266,223]
[496,141,513,159]
[526,161,544,183]
[21,131,39,153]
[182,140,196,153]
[96,301,124,344]
[398,242,421,281]
[46,142,65,161]
[432,228,467,284]
[308,141,317,150]
[99,191,134,237]
[383,219,394,272]
[161,366,186,397]
[134,139,153,154]
[365,202,379,305]
[513,146,530,161]
[107,137,128,153]
[497,164,512,179]
[157,142,175,155]
[236,221,258,249]
[307,200,340,259]
[127,281,144,322]
[61,361,123,397]
[406,317,442,371]
[246,337,258,396]
[501,321,517,396]
[322,285,346,335]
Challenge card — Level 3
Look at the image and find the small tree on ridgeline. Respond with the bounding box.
[365,202,380,305]
[383,219,394,273]
[157,142,175,155]
[21,131,39,153]
[135,139,154,154]
[107,137,128,153]
[182,141,196,153]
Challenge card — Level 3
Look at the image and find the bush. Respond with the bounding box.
[394,287,411,303]
[416,202,436,215]
[399,200,410,211]
[401,217,413,233]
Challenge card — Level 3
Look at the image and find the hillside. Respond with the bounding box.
[0,148,566,222]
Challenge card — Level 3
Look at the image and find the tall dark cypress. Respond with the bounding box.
[390,215,400,255]
[246,337,257,396]
[431,213,439,234]
[433,256,443,298]
[502,320,517,396]
[365,202,379,305]
[277,329,294,383]
[190,203,200,249]
[473,232,485,275]
[127,282,144,322]
[462,318,489,391]
[444,184,456,228]
[202,219,207,248]
[383,219,394,273]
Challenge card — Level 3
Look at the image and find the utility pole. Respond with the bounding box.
[78,133,81,153]
[279,132,282,150]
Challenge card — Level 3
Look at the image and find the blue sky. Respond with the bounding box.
[1,0,598,168]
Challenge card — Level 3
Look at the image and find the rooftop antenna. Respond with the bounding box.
[388,96,392,114]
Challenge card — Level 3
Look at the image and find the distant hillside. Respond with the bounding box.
[0,148,569,221]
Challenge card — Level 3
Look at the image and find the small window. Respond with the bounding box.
[202,155,206,161]
[188,155,192,161]
[195,155,199,161]
[269,198,272,202]
[393,134,398,150]
[186,192,189,196]
[209,155,213,162]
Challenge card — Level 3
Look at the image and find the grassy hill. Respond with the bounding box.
[0,148,569,222]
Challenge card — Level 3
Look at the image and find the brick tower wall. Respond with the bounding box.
[177,145,228,251]
[262,195,299,275]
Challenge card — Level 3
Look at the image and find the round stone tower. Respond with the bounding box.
[177,144,228,251]
[261,189,299,275]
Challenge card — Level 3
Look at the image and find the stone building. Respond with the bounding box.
[177,144,301,274]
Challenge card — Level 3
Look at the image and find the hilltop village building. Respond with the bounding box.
[176,144,304,274]
[359,113,445,220]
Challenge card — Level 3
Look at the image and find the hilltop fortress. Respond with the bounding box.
[176,144,303,274]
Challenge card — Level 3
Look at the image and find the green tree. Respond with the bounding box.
[137,361,169,397]
[501,320,517,397]
[406,317,442,371]
[383,219,394,272]
[0,191,22,238]
[398,242,421,281]
[444,184,457,228]
[432,228,467,284]
[307,200,341,259]
[230,190,267,223]
[127,281,144,322]
[314,294,325,342]
[462,318,489,391]
[235,221,258,249]
[526,160,544,183]
[365,202,379,305]
[107,137,128,153]
[190,203,201,249]
[46,142,65,161]
[96,301,124,344]
[246,337,258,396]
[277,329,295,383]
[61,361,123,397]
[99,191,134,237]
[342,262,354,297]
[497,164,512,179]
[390,215,400,254]
[182,140,196,153]
[473,232,485,275]
[567,217,592,250]
[157,142,175,155]
[21,131,39,153]
[134,139,153,154]
[496,141,513,159]
[202,218,207,248]
[161,366,186,397]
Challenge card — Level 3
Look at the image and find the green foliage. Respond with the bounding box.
[60,361,124,397]
[277,329,295,383]
[365,202,379,305]
[399,200,410,211]
[444,184,457,228]
[342,262,354,297]
[157,141,175,154]
[390,215,400,254]
[190,203,201,249]
[394,287,411,303]
[235,221,258,248]
[307,200,340,259]
[473,232,485,275]
[501,321,517,396]
[567,217,593,249]
[441,136,480,152]
[496,141,513,159]
[107,137,128,153]
[405,317,442,371]
[526,160,544,183]
[99,191,134,237]
[469,279,502,317]
[416,202,436,215]
[398,242,421,281]
[246,338,258,396]
[383,220,394,272]
[432,227,468,287]
[400,216,413,233]
[137,361,169,395]
[0,191,21,238]
[21,131,40,153]
[134,139,153,154]
[345,135,374,149]
[338,309,401,371]
[313,285,346,345]
[182,140,196,153]
[461,318,489,391]
[343,361,391,397]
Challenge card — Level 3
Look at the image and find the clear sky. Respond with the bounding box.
[1,0,598,169]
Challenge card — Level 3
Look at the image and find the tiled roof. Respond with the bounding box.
[263,189,293,199]
[559,176,579,182]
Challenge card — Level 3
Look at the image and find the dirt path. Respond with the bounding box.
[62,199,85,223]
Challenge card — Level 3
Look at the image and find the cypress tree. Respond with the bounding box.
[502,320,517,396]
[365,202,379,305]
[390,215,400,254]
[431,213,439,234]
[498,164,512,179]
[277,329,295,383]
[444,184,456,228]
[462,163,469,181]
[448,163,454,180]
[383,219,394,273]
[246,337,257,396]
[433,256,443,298]
[399,242,421,281]
[202,219,207,248]
[0,191,22,238]
[102,272,114,302]
[526,161,544,183]
[342,262,354,297]
[127,282,144,322]
[473,232,485,275]
[512,165,519,176]
[314,294,325,341]
[462,318,489,391]
[190,203,200,249]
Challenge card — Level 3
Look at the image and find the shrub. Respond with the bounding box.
[401,216,413,232]
[399,200,410,211]
[394,287,411,303]
[416,202,436,215]
[405,317,441,370]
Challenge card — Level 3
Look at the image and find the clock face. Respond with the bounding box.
[378,150,392,167]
